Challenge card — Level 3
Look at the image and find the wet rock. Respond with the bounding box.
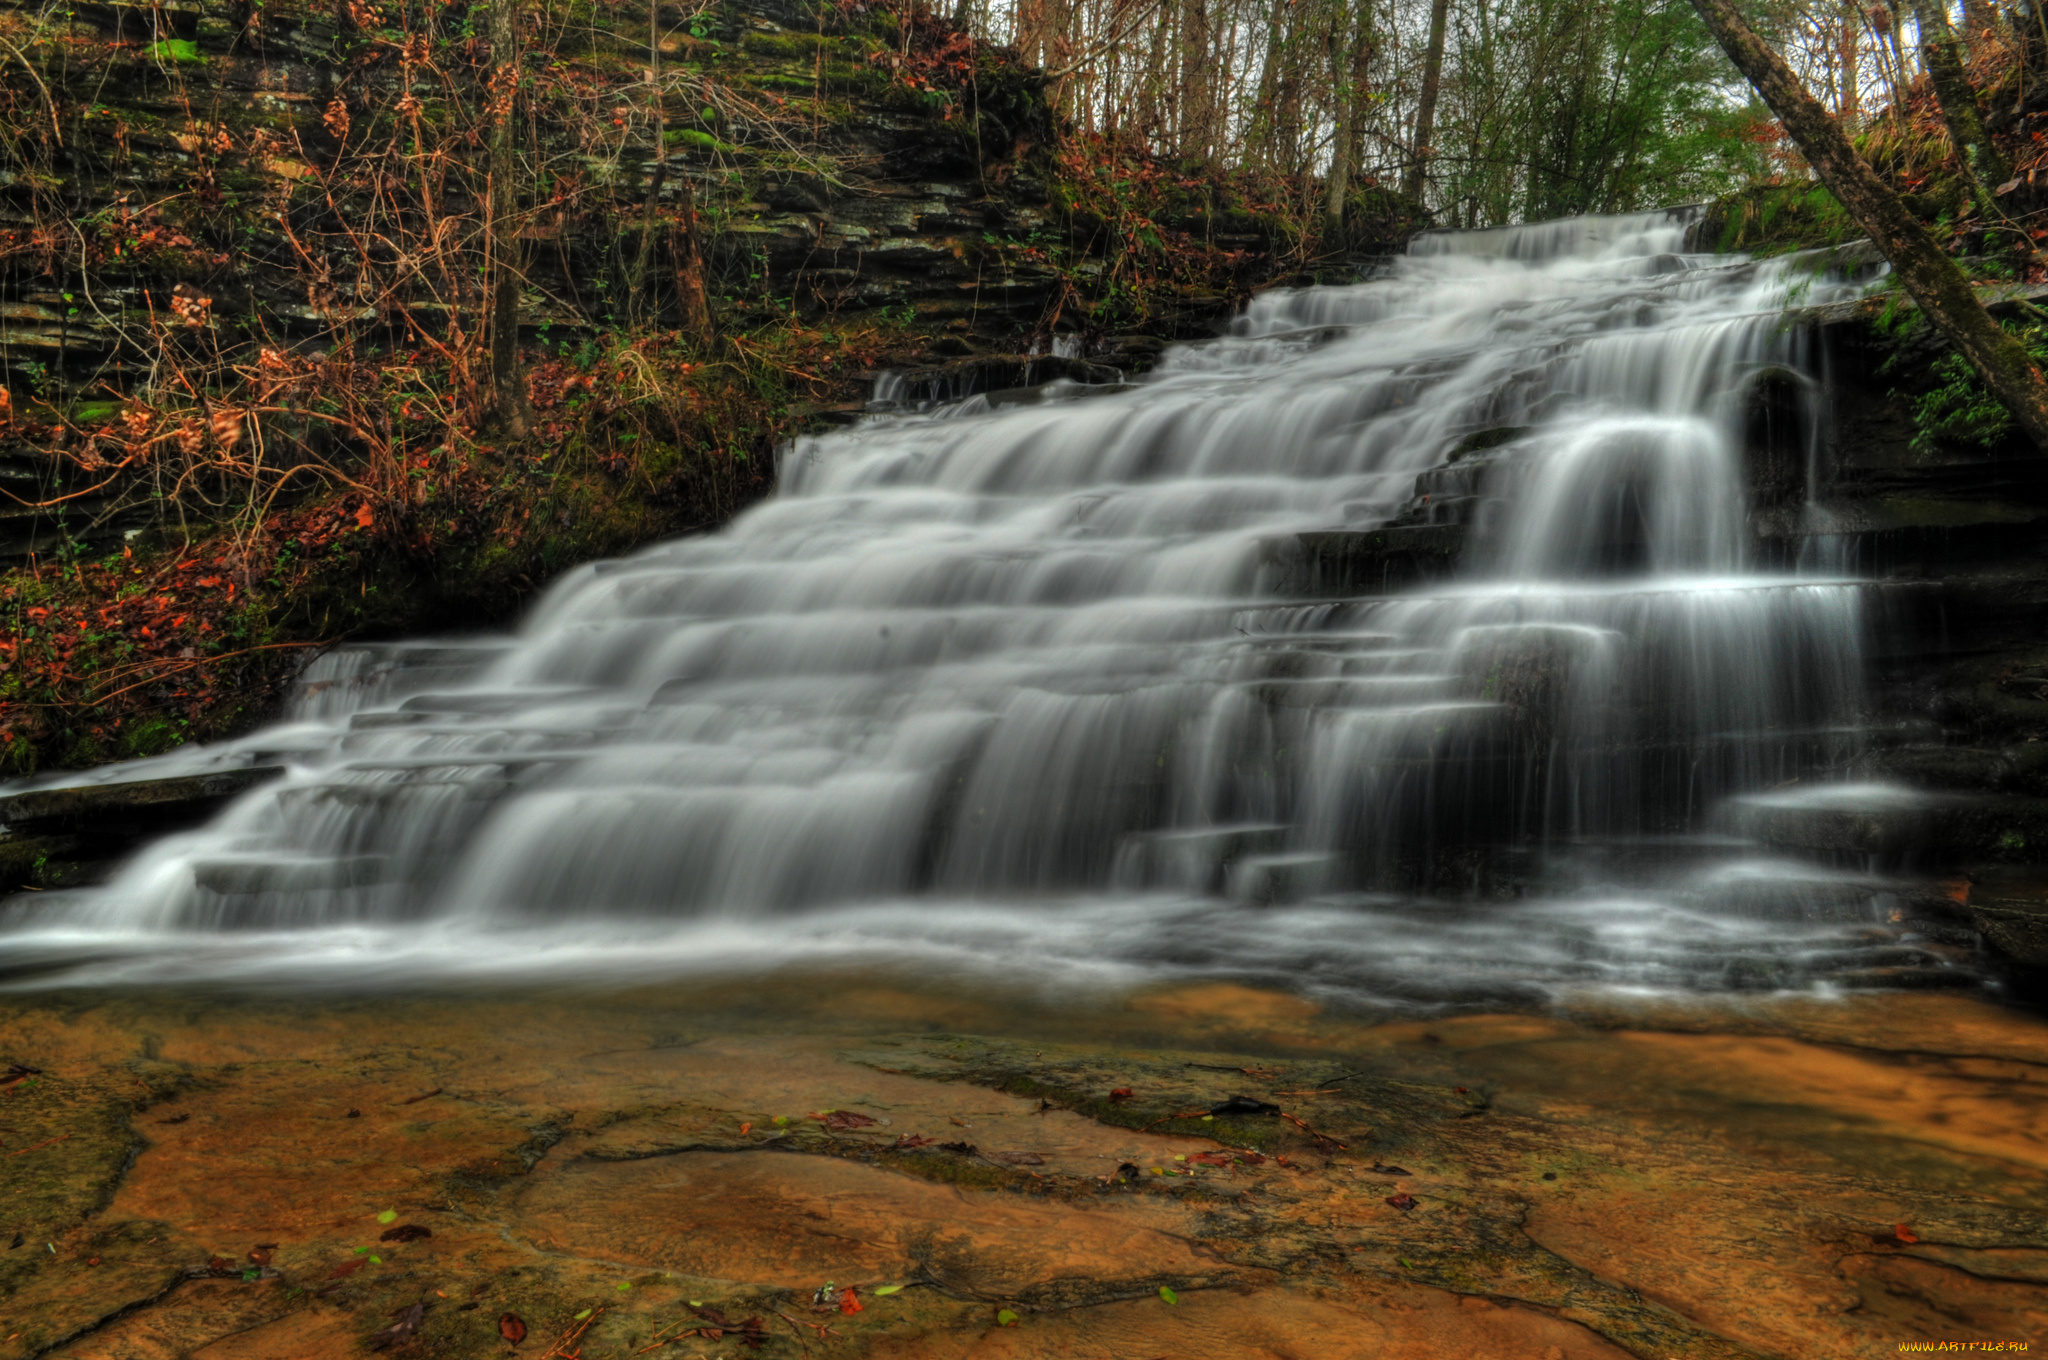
[0,767,284,893]
[1264,525,1466,595]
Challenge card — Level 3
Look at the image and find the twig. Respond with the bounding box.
[543,1305,604,1358]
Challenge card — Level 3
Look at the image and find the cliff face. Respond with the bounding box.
[0,0,1357,773]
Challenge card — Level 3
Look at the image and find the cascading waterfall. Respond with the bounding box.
[0,208,1965,999]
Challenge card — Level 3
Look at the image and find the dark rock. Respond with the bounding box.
[0,766,285,893]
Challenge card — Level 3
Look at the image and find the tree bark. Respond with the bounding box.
[488,0,528,437]
[630,0,665,330]
[1688,0,2048,450]
[1401,0,1450,200]
[1322,0,1373,242]
[671,178,711,336]
[1912,0,2010,192]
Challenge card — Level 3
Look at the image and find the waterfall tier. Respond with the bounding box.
[5,209,1977,1001]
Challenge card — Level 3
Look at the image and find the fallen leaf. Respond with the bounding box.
[1108,1087,1134,1102]
[817,1110,878,1131]
[839,1286,863,1315]
[398,1087,442,1105]
[1370,1162,1412,1176]
[247,1245,274,1265]
[739,1122,752,1136]
[376,1210,398,1225]
[1159,1285,1179,1304]
[995,1308,1020,1327]
[368,1302,424,1350]
[498,1312,526,1344]
[1188,1152,1234,1166]
[1893,1224,1920,1243]
[872,1284,903,1296]
[1208,1096,1280,1116]
[379,1224,431,1243]
[356,504,375,529]
[892,1133,934,1149]
[327,1259,365,1280]
[1385,1194,1419,1211]
[947,1116,968,1127]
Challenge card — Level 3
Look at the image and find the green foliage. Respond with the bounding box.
[1436,0,1770,224]
[148,39,204,64]
[1704,182,1857,255]
[1909,328,2048,451]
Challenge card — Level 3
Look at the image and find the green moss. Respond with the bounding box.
[665,128,740,154]
[740,32,830,60]
[121,716,188,759]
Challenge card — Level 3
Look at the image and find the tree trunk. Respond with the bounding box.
[1837,7,1859,124]
[672,177,711,336]
[630,0,665,330]
[488,0,528,437]
[1402,0,1450,200]
[1913,0,2011,192]
[1322,0,1373,243]
[1688,0,2048,450]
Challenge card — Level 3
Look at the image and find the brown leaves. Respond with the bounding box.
[246,1244,276,1265]
[1385,1194,1419,1211]
[498,1312,527,1344]
[1108,1087,1134,1103]
[813,1110,877,1132]
[379,1224,431,1243]
[891,1133,934,1150]
[328,1258,365,1280]
[685,1304,767,1349]
[368,1302,424,1350]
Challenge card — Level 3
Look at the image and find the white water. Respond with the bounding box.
[0,209,1971,1000]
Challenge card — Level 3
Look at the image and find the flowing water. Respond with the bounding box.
[0,209,1974,1001]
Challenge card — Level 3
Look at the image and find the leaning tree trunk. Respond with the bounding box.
[1688,0,2048,450]
[488,0,529,436]
[1912,0,2011,197]
[1401,0,1450,200]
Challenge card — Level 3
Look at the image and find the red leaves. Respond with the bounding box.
[813,1110,877,1131]
[891,1133,935,1150]
[1892,1224,1920,1244]
[327,1258,365,1280]
[498,1312,527,1344]
[1107,1087,1134,1103]
[838,1286,863,1315]
[1385,1194,1419,1212]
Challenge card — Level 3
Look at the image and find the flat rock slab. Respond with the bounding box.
[0,981,2044,1358]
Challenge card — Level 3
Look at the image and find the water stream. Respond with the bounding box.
[0,209,1973,1001]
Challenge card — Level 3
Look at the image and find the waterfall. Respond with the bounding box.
[4,209,1947,999]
